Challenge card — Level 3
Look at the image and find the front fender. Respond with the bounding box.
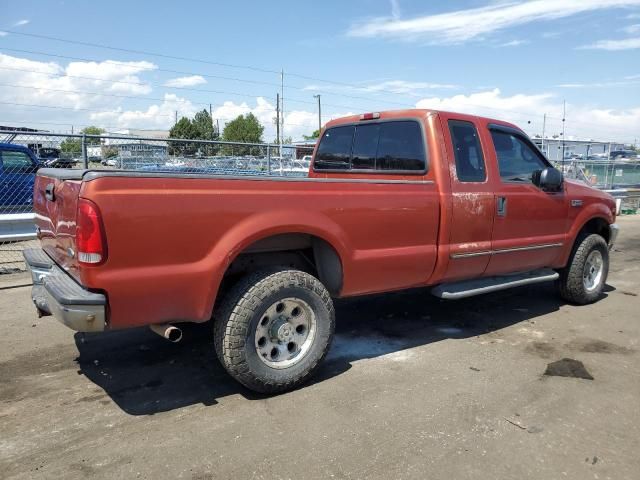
[560,203,614,266]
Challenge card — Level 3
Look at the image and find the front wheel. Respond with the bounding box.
[214,269,335,393]
[558,233,609,304]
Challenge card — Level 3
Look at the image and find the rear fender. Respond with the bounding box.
[203,209,350,316]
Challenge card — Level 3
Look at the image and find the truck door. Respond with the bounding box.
[440,117,496,281]
[483,124,569,276]
[0,149,37,212]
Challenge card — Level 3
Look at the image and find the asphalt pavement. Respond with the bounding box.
[1,216,639,479]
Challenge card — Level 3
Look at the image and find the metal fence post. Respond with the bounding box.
[267,144,271,175]
[81,133,88,169]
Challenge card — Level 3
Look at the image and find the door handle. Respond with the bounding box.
[45,183,55,201]
[497,196,507,216]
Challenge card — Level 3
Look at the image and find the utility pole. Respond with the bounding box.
[175,110,178,126]
[561,101,566,170]
[280,69,284,155]
[276,92,280,146]
[313,94,322,134]
[541,113,546,155]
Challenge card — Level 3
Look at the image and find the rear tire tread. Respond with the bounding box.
[214,268,334,393]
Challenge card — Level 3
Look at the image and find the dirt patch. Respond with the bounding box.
[567,339,633,355]
[544,358,594,380]
[525,341,557,358]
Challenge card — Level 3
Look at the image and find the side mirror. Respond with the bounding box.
[533,167,563,192]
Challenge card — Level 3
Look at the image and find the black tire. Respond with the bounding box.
[213,269,335,393]
[558,233,609,305]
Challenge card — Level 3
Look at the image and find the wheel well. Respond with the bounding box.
[579,217,610,244]
[221,233,343,296]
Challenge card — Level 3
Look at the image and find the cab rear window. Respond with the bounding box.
[314,120,426,173]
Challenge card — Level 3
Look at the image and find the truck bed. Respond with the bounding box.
[33,168,440,329]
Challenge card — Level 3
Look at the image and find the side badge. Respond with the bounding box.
[571,199,583,207]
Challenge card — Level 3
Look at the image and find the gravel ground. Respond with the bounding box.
[1,216,639,480]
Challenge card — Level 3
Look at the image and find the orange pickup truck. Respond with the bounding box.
[24,109,619,393]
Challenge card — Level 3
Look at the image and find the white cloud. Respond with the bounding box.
[0,54,157,105]
[0,53,158,129]
[163,75,207,88]
[390,0,401,20]
[579,37,640,50]
[414,88,640,142]
[13,19,29,27]
[89,93,196,129]
[556,78,640,87]
[347,0,640,44]
[303,79,457,98]
[0,31,7,37]
[210,98,352,140]
[498,39,529,47]
[624,23,640,33]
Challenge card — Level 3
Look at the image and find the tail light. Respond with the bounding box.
[76,199,107,265]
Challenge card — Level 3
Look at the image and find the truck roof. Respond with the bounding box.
[324,108,522,132]
[0,143,32,151]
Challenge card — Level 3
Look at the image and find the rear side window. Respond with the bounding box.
[448,120,486,182]
[314,120,426,173]
[314,126,354,170]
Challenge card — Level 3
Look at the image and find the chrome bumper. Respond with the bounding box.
[23,248,106,332]
[609,223,619,250]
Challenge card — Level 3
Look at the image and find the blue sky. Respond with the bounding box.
[1,0,639,142]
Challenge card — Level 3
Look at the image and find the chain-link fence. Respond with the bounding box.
[555,159,640,189]
[0,130,315,274]
[1,129,638,275]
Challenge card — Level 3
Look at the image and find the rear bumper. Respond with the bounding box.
[23,247,106,332]
[609,223,619,250]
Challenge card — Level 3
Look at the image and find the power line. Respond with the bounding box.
[2,45,631,132]
[0,51,415,110]
[0,34,635,137]
[1,30,280,75]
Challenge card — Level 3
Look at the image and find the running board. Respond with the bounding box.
[431,268,559,300]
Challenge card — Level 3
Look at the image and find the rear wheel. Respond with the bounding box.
[214,269,335,393]
[558,233,609,304]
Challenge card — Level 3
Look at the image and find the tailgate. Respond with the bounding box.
[33,169,84,282]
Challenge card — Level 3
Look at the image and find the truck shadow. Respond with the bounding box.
[74,283,610,415]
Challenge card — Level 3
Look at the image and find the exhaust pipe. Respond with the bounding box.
[150,323,182,343]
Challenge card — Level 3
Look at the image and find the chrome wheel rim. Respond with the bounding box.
[254,297,317,369]
[583,250,604,293]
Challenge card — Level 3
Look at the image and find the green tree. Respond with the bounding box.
[192,109,215,140]
[169,117,199,155]
[59,126,105,156]
[222,113,264,143]
[222,113,264,155]
[303,129,320,140]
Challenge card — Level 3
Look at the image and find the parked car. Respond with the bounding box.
[0,143,41,212]
[609,150,636,160]
[24,109,618,393]
[33,147,78,168]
